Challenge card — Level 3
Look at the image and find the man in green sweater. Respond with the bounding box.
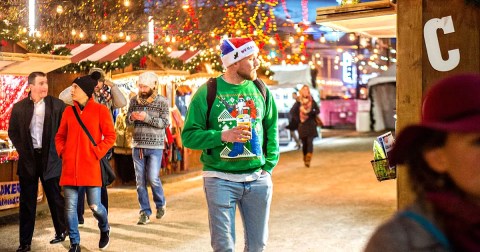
[182,37,279,252]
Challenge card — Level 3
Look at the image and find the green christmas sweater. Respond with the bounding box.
[181,77,279,174]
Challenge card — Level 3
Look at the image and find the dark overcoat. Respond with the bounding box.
[8,95,66,181]
[297,100,320,139]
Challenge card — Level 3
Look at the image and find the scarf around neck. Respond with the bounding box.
[136,89,158,105]
[299,95,312,123]
[426,191,480,251]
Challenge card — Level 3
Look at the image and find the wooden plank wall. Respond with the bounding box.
[397,0,480,209]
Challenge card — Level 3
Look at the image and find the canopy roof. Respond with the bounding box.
[316,0,397,38]
[55,42,147,63]
[0,52,72,76]
[54,42,201,64]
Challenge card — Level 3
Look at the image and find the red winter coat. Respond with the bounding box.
[55,99,116,186]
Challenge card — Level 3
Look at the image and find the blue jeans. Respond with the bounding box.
[64,186,109,245]
[132,148,166,216]
[203,173,273,252]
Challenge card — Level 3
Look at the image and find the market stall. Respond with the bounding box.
[110,70,190,183]
[0,45,71,210]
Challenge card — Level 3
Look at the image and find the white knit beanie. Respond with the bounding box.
[138,71,158,89]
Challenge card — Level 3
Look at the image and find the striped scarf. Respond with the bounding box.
[136,90,158,106]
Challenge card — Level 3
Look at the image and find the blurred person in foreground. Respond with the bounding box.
[365,73,480,252]
[59,68,127,226]
[297,85,320,167]
[181,37,279,252]
[8,72,67,251]
[55,72,115,252]
[126,71,169,225]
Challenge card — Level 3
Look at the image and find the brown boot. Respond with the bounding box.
[304,153,312,167]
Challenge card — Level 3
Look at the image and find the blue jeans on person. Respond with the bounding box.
[132,148,166,216]
[77,186,109,223]
[64,186,109,245]
[203,173,273,252]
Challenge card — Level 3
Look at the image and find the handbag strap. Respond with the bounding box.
[72,106,97,147]
[399,210,451,251]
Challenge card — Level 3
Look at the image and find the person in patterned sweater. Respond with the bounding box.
[126,71,170,225]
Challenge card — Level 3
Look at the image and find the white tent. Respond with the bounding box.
[367,64,396,131]
[270,64,312,87]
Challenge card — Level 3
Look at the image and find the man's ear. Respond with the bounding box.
[423,147,448,173]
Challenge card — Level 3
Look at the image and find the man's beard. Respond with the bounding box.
[140,90,154,99]
[237,68,257,81]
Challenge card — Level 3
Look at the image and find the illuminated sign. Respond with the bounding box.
[342,52,356,84]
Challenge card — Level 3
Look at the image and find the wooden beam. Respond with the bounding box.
[316,0,396,23]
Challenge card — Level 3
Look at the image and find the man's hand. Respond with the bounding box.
[221,125,252,143]
[130,111,147,121]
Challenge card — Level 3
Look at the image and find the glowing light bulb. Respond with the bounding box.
[320,34,326,43]
[56,5,64,14]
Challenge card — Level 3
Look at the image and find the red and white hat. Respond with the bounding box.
[220,37,259,68]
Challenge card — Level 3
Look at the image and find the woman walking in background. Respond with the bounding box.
[297,85,320,167]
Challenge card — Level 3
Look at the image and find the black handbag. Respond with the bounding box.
[72,107,116,186]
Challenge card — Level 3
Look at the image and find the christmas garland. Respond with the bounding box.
[1,21,271,76]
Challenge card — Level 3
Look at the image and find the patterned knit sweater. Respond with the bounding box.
[126,94,170,149]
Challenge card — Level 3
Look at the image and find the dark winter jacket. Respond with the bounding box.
[297,100,320,139]
[8,95,66,180]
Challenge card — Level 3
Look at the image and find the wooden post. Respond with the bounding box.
[397,0,480,209]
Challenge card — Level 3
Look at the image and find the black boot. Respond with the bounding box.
[69,244,81,252]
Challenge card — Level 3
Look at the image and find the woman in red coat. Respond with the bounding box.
[55,72,116,252]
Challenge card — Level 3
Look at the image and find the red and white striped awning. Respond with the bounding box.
[168,50,201,63]
[54,42,147,63]
[54,42,202,64]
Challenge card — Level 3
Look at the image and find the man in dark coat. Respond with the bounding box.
[8,72,67,252]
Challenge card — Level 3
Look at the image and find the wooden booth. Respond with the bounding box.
[0,41,71,210]
[396,0,480,208]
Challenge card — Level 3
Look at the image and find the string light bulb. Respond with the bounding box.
[56,5,64,14]
[288,35,294,43]
[320,34,326,43]
[101,33,107,41]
